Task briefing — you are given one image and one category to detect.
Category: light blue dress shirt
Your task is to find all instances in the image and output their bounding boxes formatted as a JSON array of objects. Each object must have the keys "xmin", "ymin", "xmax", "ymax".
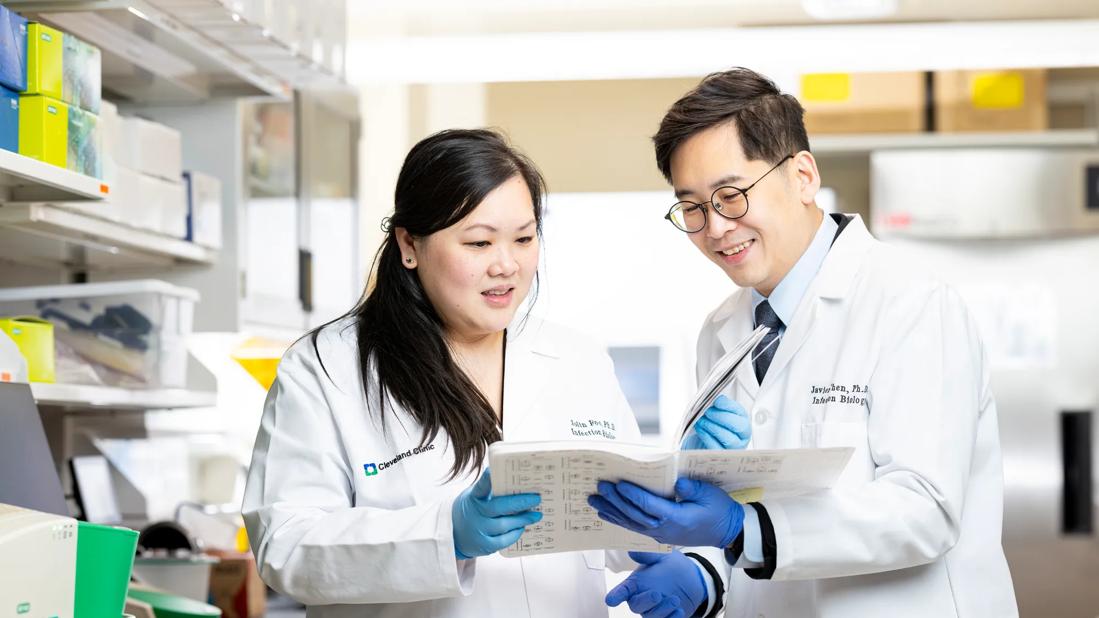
[{"xmin": 740, "ymin": 212, "xmax": 838, "ymax": 564}]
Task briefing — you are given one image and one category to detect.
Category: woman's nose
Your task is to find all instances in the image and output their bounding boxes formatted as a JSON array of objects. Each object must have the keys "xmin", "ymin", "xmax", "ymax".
[{"xmin": 488, "ymin": 248, "xmax": 519, "ymax": 277}]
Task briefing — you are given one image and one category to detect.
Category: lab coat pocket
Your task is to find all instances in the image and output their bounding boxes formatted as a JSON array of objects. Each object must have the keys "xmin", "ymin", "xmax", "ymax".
[
  {"xmin": 581, "ymin": 549, "xmax": 606, "ymax": 570},
  {"xmin": 802, "ymin": 421, "xmax": 871, "ymax": 486}
]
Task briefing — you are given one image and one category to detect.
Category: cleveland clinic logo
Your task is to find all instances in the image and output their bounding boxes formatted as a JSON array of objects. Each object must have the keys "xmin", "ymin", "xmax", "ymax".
[{"xmin": 363, "ymin": 443, "xmax": 435, "ymax": 478}]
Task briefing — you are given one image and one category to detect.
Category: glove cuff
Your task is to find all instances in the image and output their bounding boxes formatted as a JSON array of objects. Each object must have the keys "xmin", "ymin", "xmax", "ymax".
[{"xmin": 720, "ymin": 500, "xmax": 746, "ymax": 548}]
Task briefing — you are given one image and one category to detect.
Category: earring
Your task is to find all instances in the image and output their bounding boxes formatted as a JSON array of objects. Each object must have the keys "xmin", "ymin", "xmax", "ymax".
[{"xmin": 405, "ymin": 257, "xmax": 414, "ymax": 265}]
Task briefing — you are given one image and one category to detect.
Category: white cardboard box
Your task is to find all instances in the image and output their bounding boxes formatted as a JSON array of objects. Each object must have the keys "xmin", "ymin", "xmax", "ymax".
[
  {"xmin": 138, "ymin": 173, "xmax": 188, "ymax": 237},
  {"xmin": 117, "ymin": 116, "xmax": 183, "ymax": 182}
]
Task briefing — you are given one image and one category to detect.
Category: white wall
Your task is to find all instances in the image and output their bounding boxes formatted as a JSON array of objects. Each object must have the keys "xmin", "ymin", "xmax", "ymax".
[{"xmin": 532, "ymin": 191, "xmax": 736, "ymax": 443}]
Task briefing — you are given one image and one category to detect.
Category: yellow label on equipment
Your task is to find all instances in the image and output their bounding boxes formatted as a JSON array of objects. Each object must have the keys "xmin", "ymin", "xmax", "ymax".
[
  {"xmin": 729, "ymin": 487, "xmax": 764, "ymax": 504},
  {"xmin": 801, "ymin": 73, "xmax": 851, "ymax": 102},
  {"xmin": 970, "ymin": 72, "xmax": 1025, "ymax": 109}
]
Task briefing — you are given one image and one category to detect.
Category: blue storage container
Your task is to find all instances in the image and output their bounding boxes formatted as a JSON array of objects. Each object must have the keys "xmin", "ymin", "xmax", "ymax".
[
  {"xmin": 0, "ymin": 5, "xmax": 27, "ymax": 92},
  {"xmin": 0, "ymin": 85, "xmax": 17, "ymax": 153}
]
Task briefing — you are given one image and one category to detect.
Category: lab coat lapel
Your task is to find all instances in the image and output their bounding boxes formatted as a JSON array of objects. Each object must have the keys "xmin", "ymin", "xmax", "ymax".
[
  {"xmin": 714, "ymin": 291, "xmax": 759, "ymax": 398},
  {"xmin": 502, "ymin": 318, "xmax": 559, "ymax": 440},
  {"xmin": 758, "ymin": 214, "xmax": 875, "ymax": 392},
  {"xmin": 758, "ymin": 284, "xmax": 819, "ymax": 391}
]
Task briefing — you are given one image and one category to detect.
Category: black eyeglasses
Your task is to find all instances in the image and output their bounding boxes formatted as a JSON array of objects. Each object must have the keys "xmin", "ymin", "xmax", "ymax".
[{"xmin": 664, "ymin": 155, "xmax": 794, "ymax": 233}]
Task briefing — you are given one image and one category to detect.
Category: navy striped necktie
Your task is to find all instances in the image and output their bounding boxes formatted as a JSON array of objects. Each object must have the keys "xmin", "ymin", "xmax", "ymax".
[{"xmin": 753, "ymin": 300, "xmax": 784, "ymax": 383}]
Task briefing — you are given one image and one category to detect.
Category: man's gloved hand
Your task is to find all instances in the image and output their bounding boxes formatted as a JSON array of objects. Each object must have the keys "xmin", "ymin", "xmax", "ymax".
[
  {"xmin": 452, "ymin": 468, "xmax": 542, "ymax": 560},
  {"xmin": 605, "ymin": 551, "xmax": 708, "ymax": 618},
  {"xmin": 682, "ymin": 394, "xmax": 751, "ymax": 450},
  {"xmin": 589, "ymin": 477, "xmax": 744, "ymax": 548}
]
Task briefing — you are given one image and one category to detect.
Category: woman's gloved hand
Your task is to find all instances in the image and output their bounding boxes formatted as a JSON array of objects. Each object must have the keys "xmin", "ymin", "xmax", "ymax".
[
  {"xmin": 452, "ymin": 468, "xmax": 542, "ymax": 560},
  {"xmin": 682, "ymin": 394, "xmax": 751, "ymax": 450}
]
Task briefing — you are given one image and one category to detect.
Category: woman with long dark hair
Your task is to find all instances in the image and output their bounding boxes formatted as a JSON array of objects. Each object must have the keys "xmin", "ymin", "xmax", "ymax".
[{"xmin": 242, "ymin": 129, "xmax": 674, "ymax": 617}]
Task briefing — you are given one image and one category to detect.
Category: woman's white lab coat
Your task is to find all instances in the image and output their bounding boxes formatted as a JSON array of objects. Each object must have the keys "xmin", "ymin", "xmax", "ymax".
[
  {"xmin": 696, "ymin": 215, "xmax": 1017, "ymax": 618},
  {"xmin": 242, "ymin": 317, "xmax": 644, "ymax": 618}
]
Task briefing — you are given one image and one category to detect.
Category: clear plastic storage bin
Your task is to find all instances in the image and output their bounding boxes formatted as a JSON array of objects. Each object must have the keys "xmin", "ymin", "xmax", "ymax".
[{"xmin": 0, "ymin": 280, "xmax": 198, "ymax": 389}]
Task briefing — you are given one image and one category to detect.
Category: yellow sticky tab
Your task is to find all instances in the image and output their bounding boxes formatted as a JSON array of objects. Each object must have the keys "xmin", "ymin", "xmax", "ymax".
[
  {"xmin": 729, "ymin": 487, "xmax": 764, "ymax": 504},
  {"xmin": 970, "ymin": 72, "xmax": 1025, "ymax": 110},
  {"xmin": 801, "ymin": 73, "xmax": 851, "ymax": 103}
]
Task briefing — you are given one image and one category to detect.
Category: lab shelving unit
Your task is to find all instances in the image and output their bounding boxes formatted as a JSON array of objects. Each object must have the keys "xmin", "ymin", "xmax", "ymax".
[
  {"xmin": 811, "ymin": 128, "xmax": 1099, "ymax": 155},
  {"xmin": 31, "ymin": 382, "xmax": 217, "ymax": 411},
  {"xmin": 0, "ymin": 0, "xmax": 351, "ymax": 531},
  {"xmin": 4, "ymin": 0, "xmax": 346, "ymax": 103},
  {"xmin": 0, "ymin": 147, "xmax": 110, "ymax": 202},
  {"xmin": 0, "ymin": 203, "xmax": 218, "ymax": 270},
  {"xmin": 0, "ymin": 2, "xmax": 351, "ymax": 411}
]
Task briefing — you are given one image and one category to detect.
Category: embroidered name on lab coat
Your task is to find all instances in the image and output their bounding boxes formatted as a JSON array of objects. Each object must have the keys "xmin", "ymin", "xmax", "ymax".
[
  {"xmin": 810, "ymin": 383, "xmax": 869, "ymax": 407},
  {"xmin": 569, "ymin": 419, "xmax": 617, "ymax": 439}
]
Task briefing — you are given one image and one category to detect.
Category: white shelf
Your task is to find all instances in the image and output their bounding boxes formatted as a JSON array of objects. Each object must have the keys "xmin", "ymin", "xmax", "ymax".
[
  {"xmin": 8, "ymin": 0, "xmax": 346, "ymax": 103},
  {"xmin": 31, "ymin": 382, "xmax": 216, "ymax": 410},
  {"xmin": 811, "ymin": 129, "xmax": 1099, "ymax": 155},
  {"xmin": 0, "ymin": 203, "xmax": 217, "ymax": 269},
  {"xmin": 0, "ymin": 148, "xmax": 109, "ymax": 202}
]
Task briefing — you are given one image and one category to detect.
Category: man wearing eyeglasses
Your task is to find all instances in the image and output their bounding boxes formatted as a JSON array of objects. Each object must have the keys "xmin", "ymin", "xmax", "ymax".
[{"xmin": 588, "ymin": 68, "xmax": 1017, "ymax": 618}]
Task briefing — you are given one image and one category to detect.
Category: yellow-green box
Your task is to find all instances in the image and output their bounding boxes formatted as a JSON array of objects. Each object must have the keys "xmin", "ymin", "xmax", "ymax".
[
  {"xmin": 25, "ymin": 23, "xmax": 101, "ymax": 114},
  {"xmin": 0, "ymin": 316, "xmax": 55, "ymax": 383},
  {"xmin": 19, "ymin": 94, "xmax": 68, "ymax": 168},
  {"xmin": 26, "ymin": 23, "xmax": 62, "ymax": 100}
]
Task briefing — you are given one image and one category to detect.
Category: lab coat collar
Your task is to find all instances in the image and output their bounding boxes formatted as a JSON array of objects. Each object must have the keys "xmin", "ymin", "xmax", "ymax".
[
  {"xmin": 506, "ymin": 314, "xmax": 560, "ymax": 359},
  {"xmin": 815, "ymin": 214, "xmax": 875, "ymax": 300},
  {"xmin": 711, "ymin": 214, "xmax": 872, "ymax": 391},
  {"xmin": 501, "ymin": 315, "xmax": 558, "ymax": 438}
]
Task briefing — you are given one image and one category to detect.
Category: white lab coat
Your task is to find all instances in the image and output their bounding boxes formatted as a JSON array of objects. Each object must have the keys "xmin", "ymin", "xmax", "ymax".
[
  {"xmin": 697, "ymin": 215, "xmax": 1017, "ymax": 618},
  {"xmin": 243, "ymin": 316, "xmax": 709, "ymax": 618}
]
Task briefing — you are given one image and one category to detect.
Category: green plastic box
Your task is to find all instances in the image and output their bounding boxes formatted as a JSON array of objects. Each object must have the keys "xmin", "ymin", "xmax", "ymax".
[{"xmin": 75, "ymin": 521, "xmax": 138, "ymax": 618}]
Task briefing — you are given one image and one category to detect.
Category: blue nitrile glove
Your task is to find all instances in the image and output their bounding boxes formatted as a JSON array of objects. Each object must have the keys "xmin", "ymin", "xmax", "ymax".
[
  {"xmin": 452, "ymin": 468, "xmax": 542, "ymax": 560},
  {"xmin": 682, "ymin": 394, "xmax": 751, "ymax": 450},
  {"xmin": 588, "ymin": 477, "xmax": 743, "ymax": 548},
  {"xmin": 606, "ymin": 551, "xmax": 707, "ymax": 618}
]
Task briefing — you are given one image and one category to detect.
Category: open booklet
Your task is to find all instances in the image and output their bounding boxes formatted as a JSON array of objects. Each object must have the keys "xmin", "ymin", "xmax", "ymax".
[
  {"xmin": 489, "ymin": 441, "xmax": 853, "ymax": 557},
  {"xmin": 671, "ymin": 324, "xmax": 770, "ymax": 448},
  {"xmin": 487, "ymin": 327, "xmax": 852, "ymax": 558}
]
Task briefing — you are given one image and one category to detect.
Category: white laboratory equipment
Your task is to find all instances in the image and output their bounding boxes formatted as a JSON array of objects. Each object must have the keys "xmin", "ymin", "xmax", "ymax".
[{"xmin": 0, "ymin": 504, "xmax": 77, "ymax": 618}]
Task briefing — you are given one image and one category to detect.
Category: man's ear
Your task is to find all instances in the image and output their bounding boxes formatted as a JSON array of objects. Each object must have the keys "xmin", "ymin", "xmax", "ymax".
[{"xmin": 791, "ymin": 150, "xmax": 822, "ymax": 206}]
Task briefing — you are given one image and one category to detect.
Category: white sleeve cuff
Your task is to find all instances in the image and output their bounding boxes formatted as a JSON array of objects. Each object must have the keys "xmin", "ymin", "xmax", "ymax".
[{"xmin": 730, "ymin": 504, "xmax": 764, "ymax": 569}]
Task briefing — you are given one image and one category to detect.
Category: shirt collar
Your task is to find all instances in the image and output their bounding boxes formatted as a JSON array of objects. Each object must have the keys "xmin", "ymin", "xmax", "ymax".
[{"xmin": 751, "ymin": 211, "xmax": 837, "ymax": 326}]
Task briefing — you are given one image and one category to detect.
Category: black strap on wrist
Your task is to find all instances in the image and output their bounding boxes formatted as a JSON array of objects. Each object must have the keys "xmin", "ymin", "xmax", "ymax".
[
  {"xmin": 743, "ymin": 501, "xmax": 778, "ymax": 580},
  {"xmin": 684, "ymin": 552, "xmax": 725, "ymax": 618}
]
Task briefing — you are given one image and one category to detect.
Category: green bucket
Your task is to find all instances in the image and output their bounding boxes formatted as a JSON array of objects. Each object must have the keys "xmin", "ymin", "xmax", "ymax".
[
  {"xmin": 75, "ymin": 521, "xmax": 139, "ymax": 618},
  {"xmin": 126, "ymin": 589, "xmax": 221, "ymax": 618}
]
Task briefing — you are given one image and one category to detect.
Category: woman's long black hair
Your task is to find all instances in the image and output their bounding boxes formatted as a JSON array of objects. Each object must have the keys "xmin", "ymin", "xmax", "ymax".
[{"xmin": 312, "ymin": 128, "xmax": 546, "ymax": 479}]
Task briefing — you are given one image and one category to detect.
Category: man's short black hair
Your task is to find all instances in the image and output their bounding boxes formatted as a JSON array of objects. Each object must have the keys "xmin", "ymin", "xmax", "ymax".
[{"xmin": 653, "ymin": 67, "xmax": 810, "ymax": 183}]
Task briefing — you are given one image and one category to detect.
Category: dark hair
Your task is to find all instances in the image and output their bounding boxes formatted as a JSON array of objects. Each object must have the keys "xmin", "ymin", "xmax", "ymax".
[
  {"xmin": 313, "ymin": 128, "xmax": 546, "ymax": 479},
  {"xmin": 653, "ymin": 67, "xmax": 810, "ymax": 183}
]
